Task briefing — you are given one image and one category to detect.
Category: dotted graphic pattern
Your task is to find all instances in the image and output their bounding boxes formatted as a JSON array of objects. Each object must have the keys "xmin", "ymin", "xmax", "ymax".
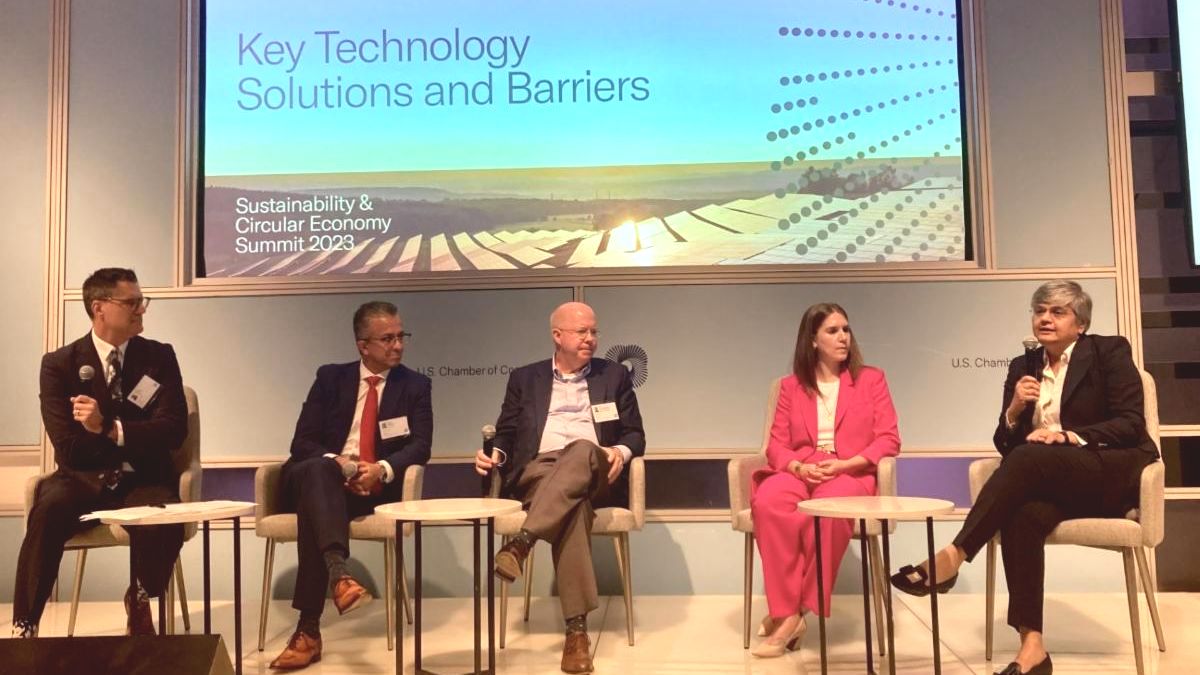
[{"xmin": 766, "ymin": 0, "xmax": 967, "ymax": 263}]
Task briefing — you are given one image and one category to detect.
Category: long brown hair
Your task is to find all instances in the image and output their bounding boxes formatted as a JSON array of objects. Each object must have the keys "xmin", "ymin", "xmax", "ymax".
[{"xmin": 791, "ymin": 302, "xmax": 864, "ymax": 394}]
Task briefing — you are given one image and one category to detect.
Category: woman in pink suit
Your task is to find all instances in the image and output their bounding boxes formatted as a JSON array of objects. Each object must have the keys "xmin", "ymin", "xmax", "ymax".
[{"xmin": 750, "ymin": 302, "xmax": 901, "ymax": 657}]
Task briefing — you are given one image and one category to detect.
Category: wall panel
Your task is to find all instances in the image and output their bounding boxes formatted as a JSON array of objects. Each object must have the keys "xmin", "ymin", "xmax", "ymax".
[
  {"xmin": 64, "ymin": 0, "xmax": 180, "ymax": 288},
  {"xmin": 0, "ymin": 0, "xmax": 52, "ymax": 445},
  {"xmin": 985, "ymin": 0, "xmax": 1115, "ymax": 268}
]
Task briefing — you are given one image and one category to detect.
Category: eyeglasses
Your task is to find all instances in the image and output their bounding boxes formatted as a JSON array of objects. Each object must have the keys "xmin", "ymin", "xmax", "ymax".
[
  {"xmin": 103, "ymin": 296, "xmax": 150, "ymax": 311},
  {"xmin": 361, "ymin": 332, "xmax": 411, "ymax": 345},
  {"xmin": 561, "ymin": 328, "xmax": 599, "ymax": 339}
]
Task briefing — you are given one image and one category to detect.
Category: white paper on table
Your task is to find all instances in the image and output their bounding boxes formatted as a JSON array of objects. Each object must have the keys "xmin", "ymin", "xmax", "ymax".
[
  {"xmin": 80, "ymin": 506, "xmax": 169, "ymax": 522},
  {"xmin": 81, "ymin": 500, "xmax": 252, "ymax": 522}
]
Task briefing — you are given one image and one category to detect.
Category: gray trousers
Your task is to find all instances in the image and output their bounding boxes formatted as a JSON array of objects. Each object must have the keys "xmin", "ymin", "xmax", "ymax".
[{"xmin": 514, "ymin": 439, "xmax": 610, "ymax": 619}]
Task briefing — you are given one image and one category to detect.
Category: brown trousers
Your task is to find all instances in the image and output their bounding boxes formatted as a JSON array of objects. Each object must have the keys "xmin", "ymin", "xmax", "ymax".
[{"xmin": 514, "ymin": 439, "xmax": 610, "ymax": 619}]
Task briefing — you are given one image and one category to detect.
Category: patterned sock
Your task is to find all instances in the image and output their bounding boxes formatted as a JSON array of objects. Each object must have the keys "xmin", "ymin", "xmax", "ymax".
[
  {"xmin": 297, "ymin": 612, "xmax": 321, "ymax": 638},
  {"xmin": 323, "ymin": 549, "xmax": 349, "ymax": 582},
  {"xmin": 515, "ymin": 528, "xmax": 537, "ymax": 547},
  {"xmin": 565, "ymin": 614, "xmax": 587, "ymax": 635}
]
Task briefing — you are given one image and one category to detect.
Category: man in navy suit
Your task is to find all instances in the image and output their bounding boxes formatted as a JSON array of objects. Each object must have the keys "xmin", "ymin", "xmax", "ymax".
[
  {"xmin": 13, "ymin": 267, "xmax": 187, "ymax": 638},
  {"xmin": 474, "ymin": 301, "xmax": 645, "ymax": 674},
  {"xmin": 270, "ymin": 301, "xmax": 432, "ymax": 670}
]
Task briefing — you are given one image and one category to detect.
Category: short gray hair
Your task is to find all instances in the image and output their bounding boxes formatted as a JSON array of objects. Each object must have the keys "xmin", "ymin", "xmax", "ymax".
[{"xmin": 1031, "ymin": 280, "xmax": 1092, "ymax": 331}]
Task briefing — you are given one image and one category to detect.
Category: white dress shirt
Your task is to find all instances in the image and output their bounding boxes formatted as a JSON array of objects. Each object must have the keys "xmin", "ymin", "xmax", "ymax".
[
  {"xmin": 1007, "ymin": 340, "xmax": 1086, "ymax": 446},
  {"xmin": 535, "ymin": 357, "xmax": 632, "ymax": 463},
  {"xmin": 90, "ymin": 330, "xmax": 127, "ymax": 451},
  {"xmin": 322, "ymin": 362, "xmax": 396, "ymax": 483}
]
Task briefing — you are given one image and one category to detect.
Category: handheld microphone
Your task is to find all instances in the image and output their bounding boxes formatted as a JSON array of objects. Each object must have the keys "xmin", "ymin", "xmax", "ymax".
[
  {"xmin": 341, "ymin": 454, "xmax": 359, "ymax": 480},
  {"xmin": 1021, "ymin": 336, "xmax": 1042, "ymax": 381},
  {"xmin": 482, "ymin": 424, "xmax": 498, "ymax": 496},
  {"xmin": 78, "ymin": 365, "xmax": 95, "ymax": 383}
]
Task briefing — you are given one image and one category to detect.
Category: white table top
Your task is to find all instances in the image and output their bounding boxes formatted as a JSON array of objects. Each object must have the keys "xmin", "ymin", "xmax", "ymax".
[
  {"xmin": 796, "ymin": 496, "xmax": 956, "ymax": 520},
  {"xmin": 375, "ymin": 498, "xmax": 523, "ymax": 522},
  {"xmin": 90, "ymin": 500, "xmax": 256, "ymax": 526}
]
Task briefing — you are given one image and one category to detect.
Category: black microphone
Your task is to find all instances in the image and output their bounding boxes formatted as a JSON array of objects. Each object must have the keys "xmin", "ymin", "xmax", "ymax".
[
  {"xmin": 482, "ymin": 424, "xmax": 498, "ymax": 496},
  {"xmin": 1021, "ymin": 336, "xmax": 1041, "ymax": 381},
  {"xmin": 78, "ymin": 365, "xmax": 95, "ymax": 383}
]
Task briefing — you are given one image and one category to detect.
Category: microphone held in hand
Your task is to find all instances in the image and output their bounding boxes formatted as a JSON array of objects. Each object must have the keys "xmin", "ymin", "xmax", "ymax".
[
  {"xmin": 482, "ymin": 424, "xmax": 498, "ymax": 496},
  {"xmin": 341, "ymin": 455, "xmax": 359, "ymax": 480},
  {"xmin": 1021, "ymin": 336, "xmax": 1042, "ymax": 381},
  {"xmin": 78, "ymin": 365, "xmax": 95, "ymax": 383}
]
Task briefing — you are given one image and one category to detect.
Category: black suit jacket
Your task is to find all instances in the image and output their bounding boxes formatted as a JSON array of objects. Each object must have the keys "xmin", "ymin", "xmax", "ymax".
[
  {"xmin": 993, "ymin": 333, "xmax": 1159, "ymax": 461},
  {"xmin": 492, "ymin": 358, "xmax": 646, "ymax": 506},
  {"xmin": 287, "ymin": 362, "xmax": 432, "ymax": 498},
  {"xmin": 41, "ymin": 333, "xmax": 187, "ymax": 490}
]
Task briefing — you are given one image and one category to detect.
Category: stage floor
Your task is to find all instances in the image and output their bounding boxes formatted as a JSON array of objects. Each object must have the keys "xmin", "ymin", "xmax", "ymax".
[{"xmin": 3, "ymin": 591, "xmax": 1195, "ymax": 674}]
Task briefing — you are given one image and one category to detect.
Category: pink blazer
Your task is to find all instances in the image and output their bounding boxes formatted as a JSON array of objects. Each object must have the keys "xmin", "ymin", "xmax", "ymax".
[{"xmin": 755, "ymin": 367, "xmax": 901, "ymax": 487}]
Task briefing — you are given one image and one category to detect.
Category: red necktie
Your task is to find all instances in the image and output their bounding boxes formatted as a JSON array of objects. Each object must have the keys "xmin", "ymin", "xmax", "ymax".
[{"xmin": 358, "ymin": 375, "xmax": 382, "ymax": 463}]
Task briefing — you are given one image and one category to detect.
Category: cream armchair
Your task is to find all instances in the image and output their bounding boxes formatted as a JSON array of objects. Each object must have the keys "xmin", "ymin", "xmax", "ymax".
[
  {"xmin": 491, "ymin": 455, "xmax": 645, "ymax": 648},
  {"xmin": 969, "ymin": 369, "xmax": 1166, "ymax": 675},
  {"xmin": 254, "ymin": 461, "xmax": 423, "ymax": 652}
]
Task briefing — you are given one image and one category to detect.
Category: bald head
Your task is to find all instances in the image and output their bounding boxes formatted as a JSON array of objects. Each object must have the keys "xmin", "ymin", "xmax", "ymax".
[
  {"xmin": 550, "ymin": 301, "xmax": 595, "ymax": 330},
  {"xmin": 550, "ymin": 302, "xmax": 598, "ymax": 373}
]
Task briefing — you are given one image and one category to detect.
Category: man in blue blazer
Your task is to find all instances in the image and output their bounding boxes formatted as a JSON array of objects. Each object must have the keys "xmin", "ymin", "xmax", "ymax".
[
  {"xmin": 475, "ymin": 301, "xmax": 645, "ymax": 674},
  {"xmin": 14, "ymin": 267, "xmax": 186, "ymax": 638},
  {"xmin": 270, "ymin": 301, "xmax": 432, "ymax": 670}
]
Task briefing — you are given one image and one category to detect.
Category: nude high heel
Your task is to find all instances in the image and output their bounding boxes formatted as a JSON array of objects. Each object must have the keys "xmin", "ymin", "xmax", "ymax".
[{"xmin": 750, "ymin": 615, "xmax": 806, "ymax": 658}]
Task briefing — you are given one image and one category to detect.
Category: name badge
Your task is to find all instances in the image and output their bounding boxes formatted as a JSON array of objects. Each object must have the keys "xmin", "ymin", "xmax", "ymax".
[
  {"xmin": 126, "ymin": 375, "xmax": 161, "ymax": 409},
  {"xmin": 591, "ymin": 402, "xmax": 619, "ymax": 423},
  {"xmin": 379, "ymin": 416, "xmax": 410, "ymax": 440}
]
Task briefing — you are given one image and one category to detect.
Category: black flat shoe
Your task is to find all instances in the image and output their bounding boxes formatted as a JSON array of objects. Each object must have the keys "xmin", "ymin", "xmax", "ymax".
[
  {"xmin": 994, "ymin": 653, "xmax": 1052, "ymax": 675},
  {"xmin": 889, "ymin": 563, "xmax": 958, "ymax": 597}
]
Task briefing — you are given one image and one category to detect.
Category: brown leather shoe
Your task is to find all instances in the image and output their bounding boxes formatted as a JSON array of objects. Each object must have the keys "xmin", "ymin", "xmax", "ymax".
[
  {"xmin": 560, "ymin": 630, "xmax": 593, "ymax": 673},
  {"xmin": 332, "ymin": 575, "xmax": 372, "ymax": 615},
  {"xmin": 269, "ymin": 630, "xmax": 322, "ymax": 670},
  {"xmin": 124, "ymin": 585, "xmax": 155, "ymax": 636},
  {"xmin": 494, "ymin": 536, "xmax": 533, "ymax": 582}
]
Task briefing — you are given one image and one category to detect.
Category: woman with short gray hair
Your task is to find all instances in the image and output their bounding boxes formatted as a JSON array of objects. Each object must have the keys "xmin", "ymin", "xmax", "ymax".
[{"xmin": 889, "ymin": 280, "xmax": 1158, "ymax": 675}]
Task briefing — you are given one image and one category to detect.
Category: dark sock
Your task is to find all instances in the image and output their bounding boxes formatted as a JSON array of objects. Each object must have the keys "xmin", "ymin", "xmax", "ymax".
[
  {"xmin": 565, "ymin": 614, "xmax": 587, "ymax": 634},
  {"xmin": 514, "ymin": 528, "xmax": 537, "ymax": 548},
  {"xmin": 297, "ymin": 612, "xmax": 321, "ymax": 638},
  {"xmin": 127, "ymin": 581, "xmax": 148, "ymax": 603},
  {"xmin": 324, "ymin": 549, "xmax": 349, "ymax": 582}
]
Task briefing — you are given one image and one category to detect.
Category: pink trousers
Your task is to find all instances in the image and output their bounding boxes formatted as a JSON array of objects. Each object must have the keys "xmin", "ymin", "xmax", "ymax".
[{"xmin": 751, "ymin": 471, "xmax": 875, "ymax": 618}]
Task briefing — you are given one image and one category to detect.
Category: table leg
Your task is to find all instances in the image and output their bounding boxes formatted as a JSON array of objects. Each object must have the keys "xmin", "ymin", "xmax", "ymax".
[
  {"xmin": 416, "ymin": 521, "xmax": 423, "ymax": 673},
  {"xmin": 129, "ymin": 557, "xmax": 137, "ymax": 624},
  {"xmin": 815, "ymin": 515, "xmax": 827, "ymax": 675},
  {"xmin": 473, "ymin": 519, "xmax": 482, "ymax": 674},
  {"xmin": 487, "ymin": 518, "xmax": 495, "ymax": 675},
  {"xmin": 395, "ymin": 522, "xmax": 404, "ymax": 675},
  {"xmin": 882, "ymin": 521, "xmax": 896, "ymax": 675},
  {"xmin": 860, "ymin": 519, "xmax": 874, "ymax": 675},
  {"xmin": 926, "ymin": 517, "xmax": 942, "ymax": 675},
  {"xmin": 234, "ymin": 516, "xmax": 243, "ymax": 675},
  {"xmin": 158, "ymin": 593, "xmax": 167, "ymax": 636},
  {"xmin": 203, "ymin": 519, "xmax": 211, "ymax": 634}
]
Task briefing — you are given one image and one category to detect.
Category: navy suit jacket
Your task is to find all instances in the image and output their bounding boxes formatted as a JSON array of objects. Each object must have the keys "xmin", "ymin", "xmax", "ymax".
[
  {"xmin": 287, "ymin": 362, "xmax": 432, "ymax": 498},
  {"xmin": 41, "ymin": 333, "xmax": 187, "ymax": 490},
  {"xmin": 993, "ymin": 331, "xmax": 1159, "ymax": 481},
  {"xmin": 492, "ymin": 358, "xmax": 645, "ymax": 507}
]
